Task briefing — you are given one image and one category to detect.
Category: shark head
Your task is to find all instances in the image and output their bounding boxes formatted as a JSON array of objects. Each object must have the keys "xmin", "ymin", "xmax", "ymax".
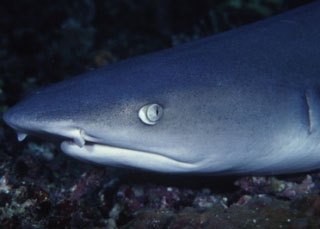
[
  {"xmin": 3, "ymin": 55, "xmax": 214, "ymax": 173},
  {"xmin": 4, "ymin": 42, "xmax": 315, "ymax": 175},
  {"xmin": 5, "ymin": 1, "xmax": 320, "ymax": 175}
]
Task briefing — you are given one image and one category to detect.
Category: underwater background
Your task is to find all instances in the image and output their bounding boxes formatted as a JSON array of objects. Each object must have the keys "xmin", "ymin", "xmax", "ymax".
[{"xmin": 1, "ymin": 0, "xmax": 319, "ymax": 228}]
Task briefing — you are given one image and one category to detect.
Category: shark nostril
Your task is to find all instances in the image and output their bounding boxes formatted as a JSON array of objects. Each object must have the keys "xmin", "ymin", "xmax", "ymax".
[{"xmin": 17, "ymin": 132, "xmax": 27, "ymax": 141}]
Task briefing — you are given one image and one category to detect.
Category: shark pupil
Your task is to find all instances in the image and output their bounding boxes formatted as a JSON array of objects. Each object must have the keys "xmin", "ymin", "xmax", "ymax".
[{"xmin": 147, "ymin": 104, "xmax": 162, "ymax": 121}]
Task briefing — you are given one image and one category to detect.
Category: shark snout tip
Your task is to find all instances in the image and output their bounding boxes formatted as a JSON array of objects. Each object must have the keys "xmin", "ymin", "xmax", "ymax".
[
  {"xmin": 2, "ymin": 106, "xmax": 35, "ymax": 132},
  {"xmin": 3, "ymin": 107, "xmax": 17, "ymax": 128}
]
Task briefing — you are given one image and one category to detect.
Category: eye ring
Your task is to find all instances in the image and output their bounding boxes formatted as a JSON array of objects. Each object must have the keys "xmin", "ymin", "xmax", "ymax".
[{"xmin": 139, "ymin": 103, "xmax": 163, "ymax": 125}]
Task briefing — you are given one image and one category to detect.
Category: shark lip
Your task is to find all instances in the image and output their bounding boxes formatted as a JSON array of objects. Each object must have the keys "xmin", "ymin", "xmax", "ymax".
[{"xmin": 60, "ymin": 140, "xmax": 201, "ymax": 173}]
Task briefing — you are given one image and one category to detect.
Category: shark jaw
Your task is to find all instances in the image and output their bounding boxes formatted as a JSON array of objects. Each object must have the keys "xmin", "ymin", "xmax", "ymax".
[
  {"xmin": 60, "ymin": 140, "xmax": 201, "ymax": 173},
  {"xmin": 7, "ymin": 120, "xmax": 201, "ymax": 173}
]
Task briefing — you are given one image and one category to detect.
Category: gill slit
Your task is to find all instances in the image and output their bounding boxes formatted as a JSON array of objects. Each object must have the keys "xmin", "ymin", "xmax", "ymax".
[{"xmin": 305, "ymin": 91, "xmax": 313, "ymax": 134}]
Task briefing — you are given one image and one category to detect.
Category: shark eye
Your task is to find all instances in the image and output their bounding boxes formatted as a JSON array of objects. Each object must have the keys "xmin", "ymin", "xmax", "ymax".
[{"xmin": 138, "ymin": 103, "xmax": 163, "ymax": 125}]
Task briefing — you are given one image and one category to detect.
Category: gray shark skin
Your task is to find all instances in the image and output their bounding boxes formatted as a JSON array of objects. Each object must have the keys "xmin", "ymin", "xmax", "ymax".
[{"xmin": 3, "ymin": 1, "xmax": 320, "ymax": 174}]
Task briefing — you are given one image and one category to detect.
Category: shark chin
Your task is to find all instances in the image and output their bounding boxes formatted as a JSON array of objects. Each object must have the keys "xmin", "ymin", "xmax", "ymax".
[{"xmin": 60, "ymin": 141, "xmax": 201, "ymax": 173}]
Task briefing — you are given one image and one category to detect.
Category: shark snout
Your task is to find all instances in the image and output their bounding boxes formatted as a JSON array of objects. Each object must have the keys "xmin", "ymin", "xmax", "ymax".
[
  {"xmin": 3, "ymin": 104, "xmax": 90, "ymax": 147},
  {"xmin": 3, "ymin": 100, "xmax": 56, "ymax": 137},
  {"xmin": 3, "ymin": 106, "xmax": 28, "ymax": 131},
  {"xmin": 3, "ymin": 106, "xmax": 35, "ymax": 141}
]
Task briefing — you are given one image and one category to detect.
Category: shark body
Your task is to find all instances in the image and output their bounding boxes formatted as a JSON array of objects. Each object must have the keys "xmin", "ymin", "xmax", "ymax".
[{"xmin": 4, "ymin": 1, "xmax": 320, "ymax": 174}]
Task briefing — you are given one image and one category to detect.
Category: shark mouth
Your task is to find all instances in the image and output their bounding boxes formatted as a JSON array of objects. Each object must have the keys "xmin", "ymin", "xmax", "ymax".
[
  {"xmin": 60, "ymin": 140, "xmax": 199, "ymax": 173},
  {"xmin": 13, "ymin": 122, "xmax": 200, "ymax": 173}
]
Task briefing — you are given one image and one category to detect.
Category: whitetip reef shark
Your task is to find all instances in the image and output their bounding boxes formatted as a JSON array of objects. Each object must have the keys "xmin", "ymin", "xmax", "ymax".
[{"xmin": 3, "ymin": 1, "xmax": 320, "ymax": 175}]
